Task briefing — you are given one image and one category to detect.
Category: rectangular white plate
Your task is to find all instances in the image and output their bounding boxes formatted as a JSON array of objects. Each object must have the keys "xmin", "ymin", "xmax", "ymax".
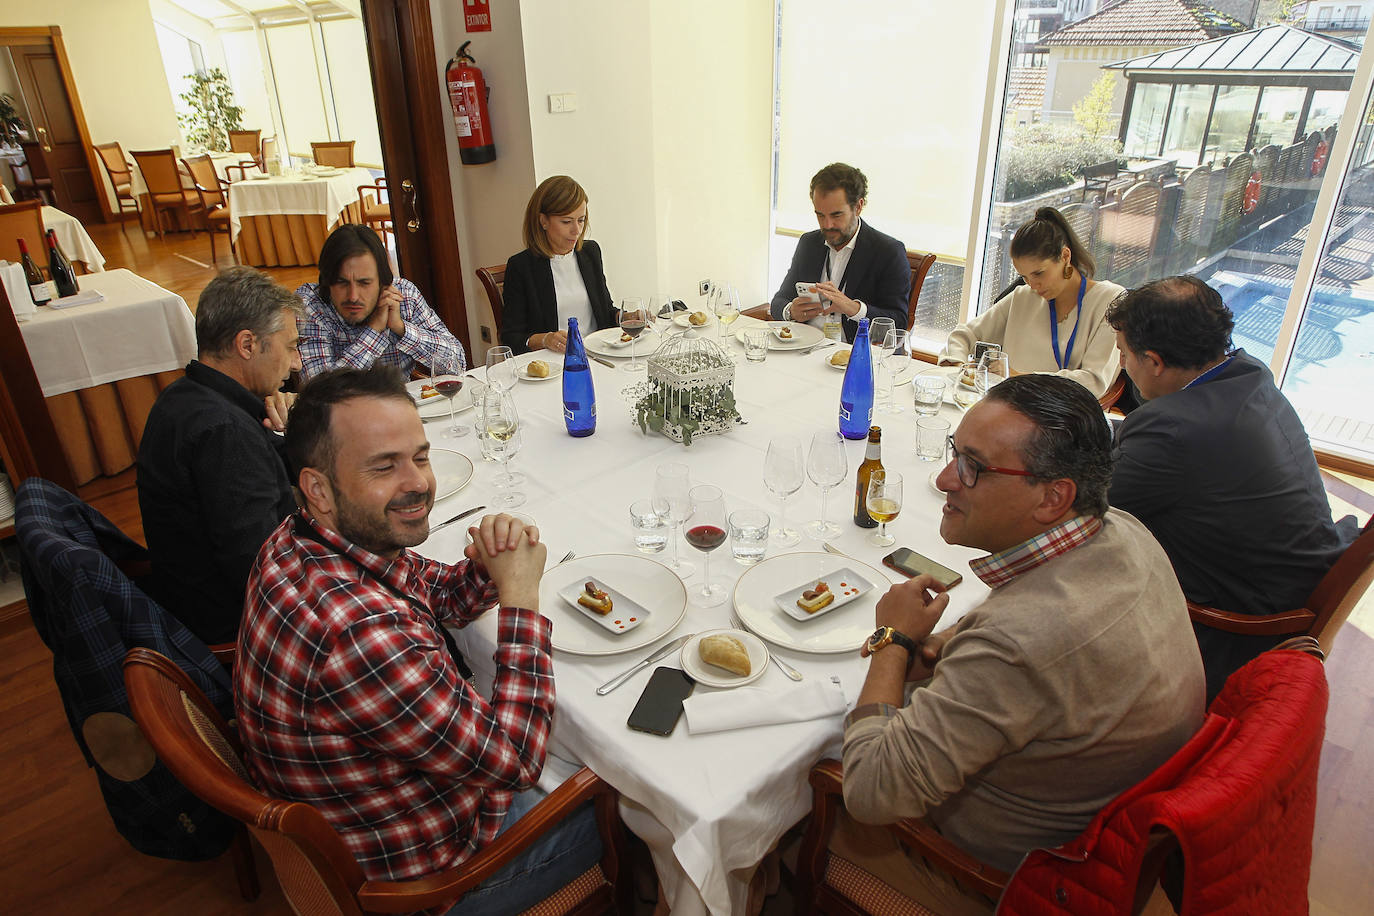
[
  {"xmin": 774, "ymin": 567, "xmax": 876, "ymax": 621},
  {"xmin": 558, "ymin": 579, "xmax": 648, "ymax": 634}
]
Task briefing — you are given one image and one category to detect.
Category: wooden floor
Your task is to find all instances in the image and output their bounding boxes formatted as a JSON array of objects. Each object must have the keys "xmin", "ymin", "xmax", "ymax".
[{"xmin": 1, "ymin": 221, "xmax": 1372, "ymax": 913}]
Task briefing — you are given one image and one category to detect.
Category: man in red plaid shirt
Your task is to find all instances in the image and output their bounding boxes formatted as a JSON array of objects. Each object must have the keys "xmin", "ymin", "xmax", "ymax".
[{"xmin": 235, "ymin": 365, "xmax": 599, "ymax": 914}]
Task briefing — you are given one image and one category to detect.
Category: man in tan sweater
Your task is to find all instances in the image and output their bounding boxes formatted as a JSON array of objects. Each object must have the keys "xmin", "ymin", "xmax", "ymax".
[{"xmin": 839, "ymin": 375, "xmax": 1205, "ymax": 914}]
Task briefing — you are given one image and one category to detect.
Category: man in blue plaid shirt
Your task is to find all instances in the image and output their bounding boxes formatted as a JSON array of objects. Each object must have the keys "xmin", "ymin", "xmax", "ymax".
[{"xmin": 297, "ymin": 224, "xmax": 467, "ymax": 381}]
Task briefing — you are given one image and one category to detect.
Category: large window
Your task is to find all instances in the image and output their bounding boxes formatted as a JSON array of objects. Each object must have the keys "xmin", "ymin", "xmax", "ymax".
[
  {"xmin": 1160, "ymin": 84, "xmax": 1213, "ymax": 168},
  {"xmin": 1123, "ymin": 83, "xmax": 1170, "ymax": 158},
  {"xmin": 1251, "ymin": 86, "xmax": 1307, "ymax": 148}
]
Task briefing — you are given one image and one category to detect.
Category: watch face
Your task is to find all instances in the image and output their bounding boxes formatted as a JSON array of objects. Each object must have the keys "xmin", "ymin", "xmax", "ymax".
[{"xmin": 867, "ymin": 627, "xmax": 890, "ymax": 650}]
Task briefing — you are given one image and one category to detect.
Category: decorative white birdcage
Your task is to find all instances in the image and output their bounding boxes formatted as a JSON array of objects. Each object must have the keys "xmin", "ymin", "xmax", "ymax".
[{"xmin": 628, "ymin": 334, "xmax": 742, "ymax": 445}]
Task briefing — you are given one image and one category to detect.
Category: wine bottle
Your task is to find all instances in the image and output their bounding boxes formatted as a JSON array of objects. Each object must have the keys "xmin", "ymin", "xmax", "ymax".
[
  {"xmin": 46, "ymin": 229, "xmax": 79, "ymax": 299},
  {"xmin": 838, "ymin": 317, "xmax": 874, "ymax": 440},
  {"xmin": 852, "ymin": 426, "xmax": 882, "ymax": 529},
  {"xmin": 562, "ymin": 317, "xmax": 596, "ymax": 437},
  {"xmin": 17, "ymin": 238, "xmax": 51, "ymax": 306}
]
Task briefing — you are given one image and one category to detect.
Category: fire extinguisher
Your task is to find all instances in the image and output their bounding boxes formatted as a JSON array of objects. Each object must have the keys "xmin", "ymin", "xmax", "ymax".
[{"xmin": 446, "ymin": 41, "xmax": 496, "ymax": 165}]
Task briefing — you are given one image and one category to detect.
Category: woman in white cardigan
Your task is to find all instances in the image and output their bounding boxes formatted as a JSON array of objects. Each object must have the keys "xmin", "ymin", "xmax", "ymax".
[{"xmin": 941, "ymin": 207, "xmax": 1124, "ymax": 398}]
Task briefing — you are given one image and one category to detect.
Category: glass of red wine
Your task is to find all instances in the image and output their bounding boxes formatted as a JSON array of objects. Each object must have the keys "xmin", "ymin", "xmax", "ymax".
[
  {"xmin": 619, "ymin": 298, "xmax": 649, "ymax": 371},
  {"xmin": 432, "ymin": 374, "xmax": 468, "ymax": 438},
  {"xmin": 685, "ymin": 484, "xmax": 728, "ymax": 607}
]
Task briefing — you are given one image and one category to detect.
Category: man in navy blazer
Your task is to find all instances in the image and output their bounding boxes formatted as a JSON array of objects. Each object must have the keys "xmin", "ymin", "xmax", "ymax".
[{"xmin": 769, "ymin": 163, "xmax": 911, "ymax": 342}]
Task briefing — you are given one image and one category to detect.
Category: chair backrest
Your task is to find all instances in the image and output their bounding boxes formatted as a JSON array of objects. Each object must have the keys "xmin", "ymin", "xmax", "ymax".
[
  {"xmin": 0, "ymin": 199, "xmax": 47, "ymax": 267},
  {"xmin": 182, "ymin": 154, "xmax": 226, "ymax": 209},
  {"xmin": 19, "ymin": 140, "xmax": 51, "ymax": 181},
  {"xmin": 475, "ymin": 264, "xmax": 506, "ymax": 334},
  {"xmin": 905, "ymin": 250, "xmax": 937, "ymax": 331},
  {"xmin": 93, "ymin": 142, "xmax": 133, "ymax": 189},
  {"xmin": 311, "ymin": 140, "xmax": 356, "ymax": 168},
  {"xmin": 124, "ymin": 646, "xmax": 373, "ymax": 913},
  {"xmin": 1304, "ymin": 518, "xmax": 1374, "ymax": 655},
  {"xmin": 130, "ymin": 148, "xmax": 183, "ymax": 197},
  {"xmin": 999, "ymin": 647, "xmax": 1328, "ymax": 915},
  {"xmin": 260, "ymin": 136, "xmax": 278, "ymax": 169},
  {"xmin": 227, "ymin": 129, "xmax": 262, "ymax": 157}
]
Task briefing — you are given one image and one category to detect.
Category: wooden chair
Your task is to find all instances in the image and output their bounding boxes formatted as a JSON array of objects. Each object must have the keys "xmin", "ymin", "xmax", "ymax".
[
  {"xmin": 1098, "ymin": 369, "xmax": 1126, "ymax": 410},
  {"xmin": 796, "ymin": 642, "xmax": 1329, "ymax": 915},
  {"xmin": 227, "ymin": 129, "xmax": 261, "ymax": 159},
  {"xmin": 0, "ymin": 199, "xmax": 48, "ymax": 270},
  {"xmin": 15, "ymin": 140, "xmax": 55, "ymax": 205},
  {"xmin": 476, "ymin": 263, "xmax": 506, "ymax": 336},
  {"xmin": 358, "ymin": 177, "xmax": 392, "ymax": 240},
  {"xmin": 904, "ymin": 250, "xmax": 937, "ymax": 332},
  {"xmin": 131, "ymin": 148, "xmax": 203, "ymax": 239},
  {"xmin": 311, "ymin": 140, "xmax": 356, "ymax": 168},
  {"xmin": 260, "ymin": 136, "xmax": 278, "ymax": 171},
  {"xmin": 92, "ymin": 141, "xmax": 139, "ymax": 232},
  {"xmin": 182, "ymin": 154, "xmax": 235, "ymax": 265},
  {"xmin": 124, "ymin": 646, "xmax": 634, "ymax": 915},
  {"xmin": 1188, "ymin": 518, "xmax": 1374, "ymax": 657}
]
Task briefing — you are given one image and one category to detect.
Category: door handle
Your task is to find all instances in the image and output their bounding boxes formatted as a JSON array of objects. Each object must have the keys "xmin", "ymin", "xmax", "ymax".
[
  {"xmin": 36, "ymin": 125, "xmax": 51, "ymax": 153},
  {"xmin": 401, "ymin": 178, "xmax": 420, "ymax": 232}
]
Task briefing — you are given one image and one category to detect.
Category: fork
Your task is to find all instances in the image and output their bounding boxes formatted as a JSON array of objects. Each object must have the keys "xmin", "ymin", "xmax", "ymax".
[
  {"xmin": 557, "ymin": 549, "xmax": 576, "ymax": 565},
  {"xmin": 732, "ymin": 610, "xmax": 802, "ymax": 681}
]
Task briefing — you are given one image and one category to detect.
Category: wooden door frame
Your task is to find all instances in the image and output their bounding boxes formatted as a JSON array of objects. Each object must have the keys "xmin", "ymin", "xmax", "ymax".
[
  {"xmin": 359, "ymin": 0, "xmax": 471, "ymax": 357},
  {"xmin": 0, "ymin": 27, "xmax": 110, "ymax": 224}
]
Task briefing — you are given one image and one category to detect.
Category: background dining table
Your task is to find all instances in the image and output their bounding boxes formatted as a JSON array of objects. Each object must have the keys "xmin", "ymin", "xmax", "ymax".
[
  {"xmin": 227, "ymin": 167, "xmax": 375, "ymax": 268},
  {"xmin": 412, "ymin": 315, "xmax": 989, "ymax": 915},
  {"xmin": 42, "ymin": 205, "xmax": 105, "ymax": 272}
]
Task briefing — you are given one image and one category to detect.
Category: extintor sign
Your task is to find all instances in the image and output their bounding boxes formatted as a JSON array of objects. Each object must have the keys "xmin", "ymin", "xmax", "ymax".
[{"xmin": 464, "ymin": 0, "xmax": 492, "ymax": 33}]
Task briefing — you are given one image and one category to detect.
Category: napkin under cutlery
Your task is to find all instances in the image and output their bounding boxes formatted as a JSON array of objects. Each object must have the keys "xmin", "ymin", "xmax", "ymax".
[{"xmin": 682, "ymin": 679, "xmax": 846, "ymax": 735}]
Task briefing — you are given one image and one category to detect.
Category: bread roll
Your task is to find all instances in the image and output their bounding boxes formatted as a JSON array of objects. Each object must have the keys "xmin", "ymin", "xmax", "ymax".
[
  {"xmin": 527, "ymin": 359, "xmax": 550, "ymax": 378},
  {"xmin": 830, "ymin": 349, "xmax": 851, "ymax": 367},
  {"xmin": 699, "ymin": 634, "xmax": 751, "ymax": 676},
  {"xmin": 689, "ymin": 311, "xmax": 709, "ymax": 326}
]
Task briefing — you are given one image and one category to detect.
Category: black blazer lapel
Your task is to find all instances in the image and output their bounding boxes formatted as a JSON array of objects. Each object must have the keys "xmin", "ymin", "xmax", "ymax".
[{"xmin": 533, "ymin": 256, "xmax": 560, "ymax": 335}]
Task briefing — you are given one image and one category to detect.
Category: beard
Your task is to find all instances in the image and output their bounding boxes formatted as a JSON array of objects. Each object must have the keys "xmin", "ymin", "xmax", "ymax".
[{"xmin": 333, "ymin": 485, "xmax": 434, "ymax": 556}]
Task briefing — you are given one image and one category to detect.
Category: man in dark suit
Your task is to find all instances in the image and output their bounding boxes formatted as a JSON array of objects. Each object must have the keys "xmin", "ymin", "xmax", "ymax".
[
  {"xmin": 769, "ymin": 163, "xmax": 911, "ymax": 342},
  {"xmin": 1105, "ymin": 275, "xmax": 1358, "ymax": 700}
]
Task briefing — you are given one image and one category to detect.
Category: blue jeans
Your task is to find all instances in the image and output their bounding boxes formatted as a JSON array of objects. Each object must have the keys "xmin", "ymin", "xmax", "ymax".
[{"xmin": 442, "ymin": 787, "xmax": 603, "ymax": 916}]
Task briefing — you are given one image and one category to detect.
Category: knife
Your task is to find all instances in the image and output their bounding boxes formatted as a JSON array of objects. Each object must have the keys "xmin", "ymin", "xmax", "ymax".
[
  {"xmin": 596, "ymin": 633, "xmax": 695, "ymax": 696},
  {"xmin": 430, "ymin": 505, "xmax": 487, "ymax": 534},
  {"xmin": 591, "ymin": 355, "xmax": 616, "ymax": 369}
]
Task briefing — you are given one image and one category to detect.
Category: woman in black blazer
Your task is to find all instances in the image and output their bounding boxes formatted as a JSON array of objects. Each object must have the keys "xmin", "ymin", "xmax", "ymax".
[{"xmin": 501, "ymin": 175, "xmax": 617, "ymax": 354}]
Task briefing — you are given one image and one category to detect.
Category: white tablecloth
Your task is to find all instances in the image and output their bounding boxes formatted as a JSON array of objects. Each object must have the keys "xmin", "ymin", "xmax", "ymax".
[
  {"xmin": 42, "ymin": 206, "xmax": 105, "ymax": 272},
  {"xmin": 227, "ymin": 167, "xmax": 373, "ymax": 241},
  {"xmin": 17, "ymin": 268, "xmax": 196, "ymax": 397},
  {"xmin": 413, "ymin": 318, "xmax": 989, "ymax": 915}
]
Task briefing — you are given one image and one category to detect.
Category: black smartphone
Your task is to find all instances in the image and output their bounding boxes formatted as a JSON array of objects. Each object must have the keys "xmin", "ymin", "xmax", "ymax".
[
  {"xmin": 626, "ymin": 667, "xmax": 695, "ymax": 736},
  {"xmin": 883, "ymin": 547, "xmax": 963, "ymax": 589}
]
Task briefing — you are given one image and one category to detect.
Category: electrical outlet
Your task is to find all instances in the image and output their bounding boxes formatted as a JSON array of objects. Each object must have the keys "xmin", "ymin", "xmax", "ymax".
[{"xmin": 698, "ymin": 279, "xmax": 711, "ymax": 296}]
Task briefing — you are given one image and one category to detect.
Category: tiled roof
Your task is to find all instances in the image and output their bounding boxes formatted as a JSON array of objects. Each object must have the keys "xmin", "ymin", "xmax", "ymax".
[
  {"xmin": 1042, "ymin": 0, "xmax": 1245, "ymax": 46},
  {"xmin": 1007, "ymin": 67, "xmax": 1047, "ymax": 109},
  {"xmin": 1105, "ymin": 24, "xmax": 1360, "ymax": 73}
]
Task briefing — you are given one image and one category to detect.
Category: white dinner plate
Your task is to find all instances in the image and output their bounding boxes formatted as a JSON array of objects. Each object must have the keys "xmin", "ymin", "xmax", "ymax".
[
  {"xmin": 585, "ymin": 327, "xmax": 664, "ymax": 359},
  {"xmin": 733, "ymin": 552, "xmax": 889, "ymax": 654},
  {"xmin": 680, "ymin": 629, "xmax": 769, "ymax": 689},
  {"xmin": 517, "ymin": 358, "xmax": 562, "ymax": 382},
  {"xmin": 430, "ymin": 449, "xmax": 474, "ymax": 501},
  {"xmin": 672, "ymin": 310, "xmax": 715, "ymax": 329},
  {"xmin": 735, "ymin": 321, "xmax": 825, "ymax": 351},
  {"xmin": 543, "ymin": 554, "xmax": 688, "ymax": 655},
  {"xmin": 407, "ymin": 378, "xmax": 475, "ymax": 419}
]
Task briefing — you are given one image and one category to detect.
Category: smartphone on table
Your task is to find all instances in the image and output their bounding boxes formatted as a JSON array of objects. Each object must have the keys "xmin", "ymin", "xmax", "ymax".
[
  {"xmin": 626, "ymin": 667, "xmax": 695, "ymax": 736},
  {"xmin": 883, "ymin": 547, "xmax": 963, "ymax": 589}
]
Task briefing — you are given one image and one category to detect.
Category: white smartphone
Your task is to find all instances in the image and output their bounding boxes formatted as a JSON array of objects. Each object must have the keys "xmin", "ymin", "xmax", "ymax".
[{"xmin": 795, "ymin": 281, "xmax": 821, "ymax": 303}]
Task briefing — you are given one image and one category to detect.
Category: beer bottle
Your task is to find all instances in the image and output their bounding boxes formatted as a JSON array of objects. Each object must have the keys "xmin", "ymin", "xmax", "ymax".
[{"xmin": 852, "ymin": 426, "xmax": 882, "ymax": 528}]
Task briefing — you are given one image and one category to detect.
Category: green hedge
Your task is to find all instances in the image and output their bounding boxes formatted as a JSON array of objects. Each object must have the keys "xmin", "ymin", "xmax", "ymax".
[{"xmin": 998, "ymin": 124, "xmax": 1124, "ymax": 201}]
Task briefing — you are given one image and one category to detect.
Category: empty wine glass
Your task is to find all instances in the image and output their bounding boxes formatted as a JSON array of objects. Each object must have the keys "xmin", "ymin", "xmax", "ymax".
[
  {"xmin": 880, "ymin": 328, "xmax": 910, "ymax": 415},
  {"xmin": 431, "ymin": 374, "xmax": 468, "ymax": 439},
  {"xmin": 953, "ymin": 357, "xmax": 982, "ymax": 410},
  {"xmin": 866, "ymin": 469, "xmax": 904, "ymax": 547},
  {"xmin": 486, "ymin": 346, "xmax": 516, "ymax": 393},
  {"xmin": 653, "ymin": 462, "xmax": 695, "ymax": 577},
  {"xmin": 977, "ymin": 349, "xmax": 1010, "ymax": 397},
  {"xmin": 764, "ymin": 435, "xmax": 805, "ymax": 547},
  {"xmin": 869, "ymin": 317, "xmax": 896, "ymax": 409},
  {"xmin": 482, "ymin": 389, "xmax": 525, "ymax": 508},
  {"xmin": 685, "ymin": 484, "xmax": 728, "ymax": 607},
  {"xmin": 804, "ymin": 430, "xmax": 848, "ymax": 540},
  {"xmin": 619, "ymin": 298, "xmax": 649, "ymax": 371}
]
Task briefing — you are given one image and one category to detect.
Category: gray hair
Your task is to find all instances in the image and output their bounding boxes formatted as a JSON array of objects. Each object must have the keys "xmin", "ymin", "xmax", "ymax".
[{"xmin": 195, "ymin": 266, "xmax": 304, "ymax": 358}]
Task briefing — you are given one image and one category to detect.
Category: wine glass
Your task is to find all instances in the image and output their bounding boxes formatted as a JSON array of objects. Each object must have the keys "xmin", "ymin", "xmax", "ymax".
[
  {"xmin": 868, "ymin": 317, "xmax": 896, "ymax": 409},
  {"xmin": 865, "ymin": 469, "xmax": 904, "ymax": 547},
  {"xmin": 619, "ymin": 298, "xmax": 649, "ymax": 371},
  {"xmin": 653, "ymin": 462, "xmax": 695, "ymax": 576},
  {"xmin": 764, "ymin": 435, "xmax": 805, "ymax": 547},
  {"xmin": 880, "ymin": 328, "xmax": 910, "ymax": 415},
  {"xmin": 482, "ymin": 389, "xmax": 525, "ymax": 508},
  {"xmin": 804, "ymin": 430, "xmax": 848, "ymax": 540},
  {"xmin": 714, "ymin": 284, "xmax": 740, "ymax": 345},
  {"xmin": 977, "ymin": 349, "xmax": 1010, "ymax": 397},
  {"xmin": 685, "ymin": 484, "xmax": 728, "ymax": 607},
  {"xmin": 953, "ymin": 357, "xmax": 982, "ymax": 410},
  {"xmin": 432, "ymin": 374, "xmax": 468, "ymax": 439},
  {"xmin": 486, "ymin": 345, "xmax": 516, "ymax": 393}
]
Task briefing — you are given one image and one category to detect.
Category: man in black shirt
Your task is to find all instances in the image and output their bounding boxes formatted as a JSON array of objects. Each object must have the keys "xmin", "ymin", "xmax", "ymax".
[{"xmin": 137, "ymin": 267, "xmax": 303, "ymax": 644}]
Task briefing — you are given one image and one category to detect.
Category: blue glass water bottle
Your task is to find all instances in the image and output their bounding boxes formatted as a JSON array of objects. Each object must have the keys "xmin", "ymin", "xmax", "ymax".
[
  {"xmin": 839, "ymin": 318, "xmax": 874, "ymax": 439},
  {"xmin": 562, "ymin": 317, "xmax": 596, "ymax": 437}
]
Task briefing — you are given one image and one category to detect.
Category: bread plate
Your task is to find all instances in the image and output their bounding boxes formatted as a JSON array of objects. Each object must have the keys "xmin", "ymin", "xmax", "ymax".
[
  {"xmin": 823, "ymin": 347, "xmax": 852, "ymax": 370},
  {"xmin": 672, "ymin": 310, "xmax": 714, "ymax": 329},
  {"xmin": 517, "ymin": 359, "xmax": 562, "ymax": 381},
  {"xmin": 680, "ymin": 629, "xmax": 769, "ymax": 689},
  {"xmin": 775, "ymin": 566, "xmax": 876, "ymax": 622}
]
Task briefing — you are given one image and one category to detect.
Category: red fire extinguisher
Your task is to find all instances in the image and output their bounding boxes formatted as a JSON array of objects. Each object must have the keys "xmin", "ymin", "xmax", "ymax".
[{"xmin": 446, "ymin": 41, "xmax": 496, "ymax": 165}]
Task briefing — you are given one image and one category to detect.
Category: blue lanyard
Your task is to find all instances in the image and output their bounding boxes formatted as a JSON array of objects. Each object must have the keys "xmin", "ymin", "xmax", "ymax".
[
  {"xmin": 1048, "ymin": 274, "xmax": 1087, "ymax": 370},
  {"xmin": 1183, "ymin": 352, "xmax": 1236, "ymax": 389}
]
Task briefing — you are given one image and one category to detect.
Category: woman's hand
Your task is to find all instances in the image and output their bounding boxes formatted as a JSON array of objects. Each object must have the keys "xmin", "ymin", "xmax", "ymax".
[{"xmin": 537, "ymin": 330, "xmax": 569, "ymax": 354}]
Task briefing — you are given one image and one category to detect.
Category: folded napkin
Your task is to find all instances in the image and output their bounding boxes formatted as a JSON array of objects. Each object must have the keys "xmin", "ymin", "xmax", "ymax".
[
  {"xmin": 683, "ymin": 679, "xmax": 847, "ymax": 735},
  {"xmin": 47, "ymin": 289, "xmax": 106, "ymax": 310},
  {"xmin": 0, "ymin": 262, "xmax": 35, "ymax": 321}
]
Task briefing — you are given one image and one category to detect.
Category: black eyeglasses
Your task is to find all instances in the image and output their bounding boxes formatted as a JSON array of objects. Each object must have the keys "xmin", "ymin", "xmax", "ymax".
[{"xmin": 946, "ymin": 436, "xmax": 1036, "ymax": 488}]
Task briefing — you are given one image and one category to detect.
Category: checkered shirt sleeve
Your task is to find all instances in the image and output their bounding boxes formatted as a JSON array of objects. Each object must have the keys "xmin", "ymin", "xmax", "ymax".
[{"xmin": 295, "ymin": 280, "xmax": 467, "ymax": 381}]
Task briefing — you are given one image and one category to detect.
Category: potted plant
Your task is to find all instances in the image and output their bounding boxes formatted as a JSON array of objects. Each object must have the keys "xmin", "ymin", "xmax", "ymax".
[
  {"xmin": 0, "ymin": 93, "xmax": 27, "ymax": 146},
  {"xmin": 177, "ymin": 68, "xmax": 244, "ymax": 151}
]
